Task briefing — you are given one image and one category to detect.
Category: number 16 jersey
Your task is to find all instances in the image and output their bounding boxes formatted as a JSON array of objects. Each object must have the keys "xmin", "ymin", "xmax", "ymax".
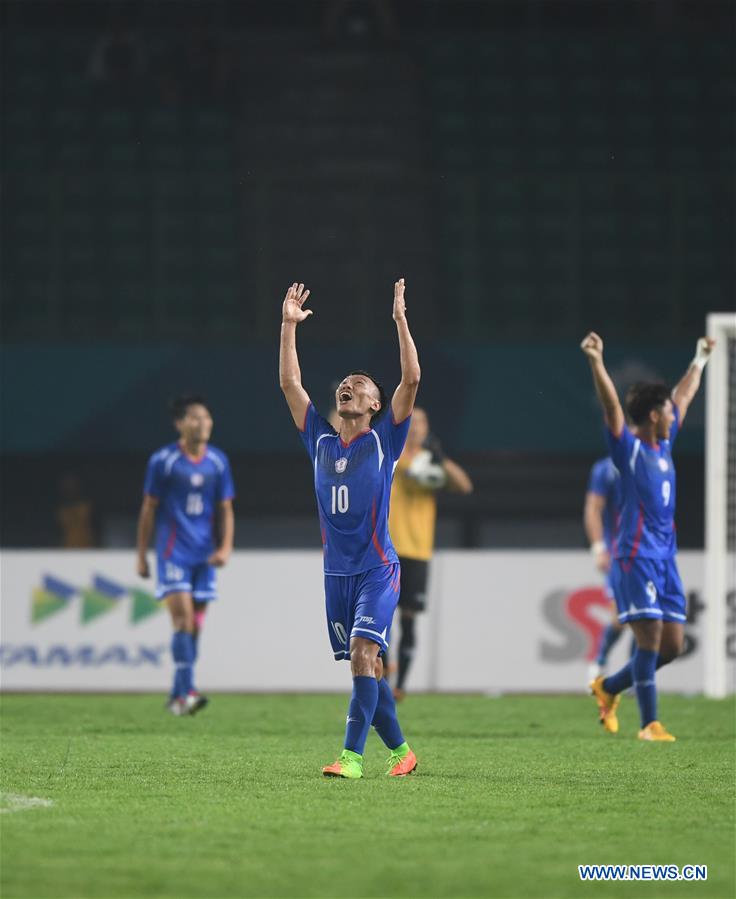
[
  {"xmin": 143, "ymin": 442, "xmax": 235, "ymax": 564},
  {"xmin": 299, "ymin": 404, "xmax": 411, "ymax": 575}
]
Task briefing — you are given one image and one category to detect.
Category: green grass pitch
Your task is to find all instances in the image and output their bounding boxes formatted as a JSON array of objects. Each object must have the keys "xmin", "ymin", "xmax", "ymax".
[{"xmin": 1, "ymin": 693, "xmax": 734, "ymax": 899}]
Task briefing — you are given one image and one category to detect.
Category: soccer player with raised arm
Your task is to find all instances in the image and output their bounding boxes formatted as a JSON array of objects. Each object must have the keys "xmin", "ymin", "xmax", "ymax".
[
  {"xmin": 279, "ymin": 279, "xmax": 420, "ymax": 779},
  {"xmin": 580, "ymin": 333, "xmax": 714, "ymax": 740},
  {"xmin": 136, "ymin": 396, "xmax": 235, "ymax": 715}
]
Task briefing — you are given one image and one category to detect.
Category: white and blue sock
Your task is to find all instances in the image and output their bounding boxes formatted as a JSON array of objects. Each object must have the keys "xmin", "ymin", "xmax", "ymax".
[{"xmin": 604, "ymin": 649, "xmax": 668, "ymax": 698}]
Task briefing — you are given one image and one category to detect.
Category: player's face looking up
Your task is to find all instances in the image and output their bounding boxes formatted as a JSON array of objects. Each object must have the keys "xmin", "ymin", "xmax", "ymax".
[
  {"xmin": 406, "ymin": 407, "xmax": 429, "ymax": 448},
  {"xmin": 335, "ymin": 375, "xmax": 381, "ymax": 421},
  {"xmin": 175, "ymin": 403, "xmax": 213, "ymax": 445}
]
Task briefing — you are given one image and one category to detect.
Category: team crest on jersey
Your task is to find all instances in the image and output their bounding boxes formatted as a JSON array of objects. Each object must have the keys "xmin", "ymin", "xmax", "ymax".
[
  {"xmin": 658, "ymin": 458, "xmax": 669, "ymax": 472},
  {"xmin": 190, "ymin": 473, "xmax": 204, "ymax": 487},
  {"xmin": 335, "ymin": 458, "xmax": 348, "ymax": 474}
]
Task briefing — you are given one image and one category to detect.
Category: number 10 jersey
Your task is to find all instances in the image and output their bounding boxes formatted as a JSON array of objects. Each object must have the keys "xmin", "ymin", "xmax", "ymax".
[{"xmin": 299, "ymin": 403, "xmax": 411, "ymax": 575}]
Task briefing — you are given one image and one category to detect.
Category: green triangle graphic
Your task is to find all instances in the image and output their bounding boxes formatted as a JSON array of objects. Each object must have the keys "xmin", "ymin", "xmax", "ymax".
[
  {"xmin": 130, "ymin": 588, "xmax": 161, "ymax": 624},
  {"xmin": 81, "ymin": 589, "xmax": 117, "ymax": 623},
  {"xmin": 31, "ymin": 588, "xmax": 69, "ymax": 623}
]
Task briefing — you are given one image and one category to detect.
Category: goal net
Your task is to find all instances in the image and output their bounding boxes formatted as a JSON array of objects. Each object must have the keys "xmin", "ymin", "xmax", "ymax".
[{"xmin": 704, "ymin": 312, "xmax": 736, "ymax": 697}]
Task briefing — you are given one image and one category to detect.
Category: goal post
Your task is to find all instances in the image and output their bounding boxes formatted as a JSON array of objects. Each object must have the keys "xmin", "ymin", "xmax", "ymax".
[{"xmin": 704, "ymin": 312, "xmax": 736, "ymax": 698}]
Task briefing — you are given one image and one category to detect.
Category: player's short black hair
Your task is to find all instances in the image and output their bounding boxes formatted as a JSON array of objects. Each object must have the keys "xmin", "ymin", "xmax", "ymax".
[
  {"xmin": 170, "ymin": 394, "xmax": 209, "ymax": 421},
  {"xmin": 348, "ymin": 370, "xmax": 388, "ymax": 421},
  {"xmin": 625, "ymin": 382, "xmax": 672, "ymax": 426}
]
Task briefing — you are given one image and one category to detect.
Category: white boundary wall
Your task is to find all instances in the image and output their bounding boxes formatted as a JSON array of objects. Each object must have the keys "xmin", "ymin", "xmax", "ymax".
[{"xmin": 1, "ymin": 550, "xmax": 733, "ymax": 693}]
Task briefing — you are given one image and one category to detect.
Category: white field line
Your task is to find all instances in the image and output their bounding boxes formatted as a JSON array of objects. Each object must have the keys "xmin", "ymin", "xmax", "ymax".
[{"xmin": 0, "ymin": 792, "xmax": 54, "ymax": 814}]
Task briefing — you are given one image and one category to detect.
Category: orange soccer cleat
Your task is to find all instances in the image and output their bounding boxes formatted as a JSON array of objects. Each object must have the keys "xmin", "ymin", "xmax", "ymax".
[
  {"xmin": 638, "ymin": 721, "xmax": 676, "ymax": 742},
  {"xmin": 386, "ymin": 747, "xmax": 418, "ymax": 777},
  {"xmin": 590, "ymin": 676, "xmax": 621, "ymax": 734}
]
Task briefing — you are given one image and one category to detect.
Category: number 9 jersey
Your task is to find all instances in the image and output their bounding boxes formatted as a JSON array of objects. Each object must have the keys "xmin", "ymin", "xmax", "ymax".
[
  {"xmin": 605, "ymin": 403, "xmax": 680, "ymax": 562},
  {"xmin": 298, "ymin": 404, "xmax": 411, "ymax": 575}
]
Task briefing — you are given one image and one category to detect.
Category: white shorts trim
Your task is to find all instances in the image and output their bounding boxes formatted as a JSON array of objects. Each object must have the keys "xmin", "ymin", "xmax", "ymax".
[
  {"xmin": 350, "ymin": 626, "xmax": 388, "ymax": 644},
  {"xmin": 156, "ymin": 582, "xmax": 192, "ymax": 599},
  {"xmin": 619, "ymin": 607, "xmax": 664, "ymax": 621}
]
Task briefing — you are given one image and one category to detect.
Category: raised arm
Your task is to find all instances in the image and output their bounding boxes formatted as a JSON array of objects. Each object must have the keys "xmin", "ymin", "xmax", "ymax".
[
  {"xmin": 391, "ymin": 278, "xmax": 420, "ymax": 423},
  {"xmin": 580, "ymin": 332, "xmax": 625, "ymax": 438},
  {"xmin": 279, "ymin": 282, "xmax": 313, "ymax": 429},
  {"xmin": 671, "ymin": 337, "xmax": 716, "ymax": 425}
]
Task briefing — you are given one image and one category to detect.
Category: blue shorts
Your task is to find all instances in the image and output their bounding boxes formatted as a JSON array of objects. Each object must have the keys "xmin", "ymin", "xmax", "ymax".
[
  {"xmin": 324, "ymin": 563, "xmax": 400, "ymax": 660},
  {"xmin": 155, "ymin": 557, "xmax": 217, "ymax": 602},
  {"xmin": 610, "ymin": 557, "xmax": 686, "ymax": 624}
]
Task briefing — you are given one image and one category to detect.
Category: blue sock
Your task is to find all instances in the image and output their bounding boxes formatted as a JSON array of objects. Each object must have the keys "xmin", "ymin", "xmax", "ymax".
[
  {"xmin": 633, "ymin": 648, "xmax": 658, "ymax": 727},
  {"xmin": 596, "ymin": 625, "xmax": 623, "ymax": 666},
  {"xmin": 344, "ymin": 676, "xmax": 379, "ymax": 756},
  {"xmin": 183, "ymin": 633, "xmax": 195, "ymax": 693},
  {"xmin": 170, "ymin": 666, "xmax": 183, "ymax": 700},
  {"xmin": 602, "ymin": 660, "xmax": 633, "ymax": 696},
  {"xmin": 171, "ymin": 631, "xmax": 194, "ymax": 697},
  {"xmin": 372, "ymin": 678, "xmax": 405, "ymax": 750},
  {"xmin": 603, "ymin": 648, "xmax": 670, "ymax": 697},
  {"xmin": 170, "ymin": 633, "xmax": 183, "ymax": 698},
  {"xmin": 190, "ymin": 635, "xmax": 199, "ymax": 692}
]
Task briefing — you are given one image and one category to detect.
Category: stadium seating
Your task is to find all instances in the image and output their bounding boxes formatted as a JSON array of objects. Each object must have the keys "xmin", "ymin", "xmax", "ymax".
[{"xmin": 1, "ymin": 28, "xmax": 732, "ymax": 341}]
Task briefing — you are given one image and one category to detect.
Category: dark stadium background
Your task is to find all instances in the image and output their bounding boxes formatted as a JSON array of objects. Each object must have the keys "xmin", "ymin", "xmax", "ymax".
[{"xmin": 1, "ymin": 0, "xmax": 733, "ymax": 551}]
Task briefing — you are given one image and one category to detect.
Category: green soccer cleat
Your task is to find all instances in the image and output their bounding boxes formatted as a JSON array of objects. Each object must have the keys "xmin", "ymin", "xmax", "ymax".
[{"xmin": 322, "ymin": 749, "xmax": 364, "ymax": 779}]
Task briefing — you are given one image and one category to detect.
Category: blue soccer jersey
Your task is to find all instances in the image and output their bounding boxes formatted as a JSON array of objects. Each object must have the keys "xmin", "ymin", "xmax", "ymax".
[
  {"xmin": 299, "ymin": 404, "xmax": 411, "ymax": 575},
  {"xmin": 605, "ymin": 404, "xmax": 680, "ymax": 562},
  {"xmin": 143, "ymin": 442, "xmax": 235, "ymax": 564},
  {"xmin": 587, "ymin": 457, "xmax": 621, "ymax": 553}
]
